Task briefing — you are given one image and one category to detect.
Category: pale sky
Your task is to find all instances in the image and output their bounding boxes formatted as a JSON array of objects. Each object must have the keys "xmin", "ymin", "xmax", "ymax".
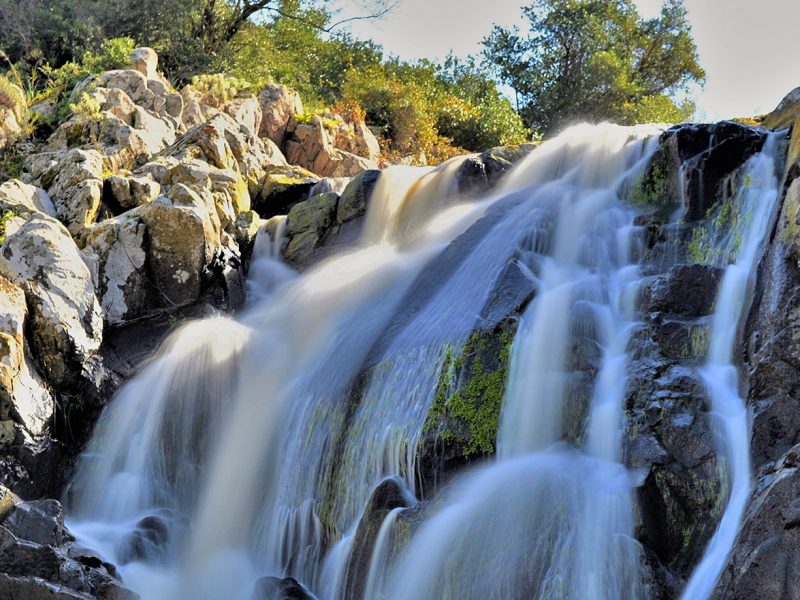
[{"xmin": 335, "ymin": 0, "xmax": 800, "ymax": 122}]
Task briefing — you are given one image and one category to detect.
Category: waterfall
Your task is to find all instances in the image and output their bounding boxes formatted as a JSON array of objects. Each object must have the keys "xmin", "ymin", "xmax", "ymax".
[
  {"xmin": 380, "ymin": 125, "xmax": 659, "ymax": 600},
  {"xmin": 64, "ymin": 122, "xmax": 782, "ymax": 600},
  {"xmin": 679, "ymin": 132, "xmax": 783, "ymax": 600}
]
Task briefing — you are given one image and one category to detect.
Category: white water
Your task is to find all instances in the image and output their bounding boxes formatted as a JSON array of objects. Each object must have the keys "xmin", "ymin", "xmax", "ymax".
[
  {"xmin": 382, "ymin": 125, "xmax": 660, "ymax": 600},
  {"xmin": 65, "ymin": 123, "xmax": 782, "ymax": 600},
  {"xmin": 679, "ymin": 132, "xmax": 782, "ymax": 600}
]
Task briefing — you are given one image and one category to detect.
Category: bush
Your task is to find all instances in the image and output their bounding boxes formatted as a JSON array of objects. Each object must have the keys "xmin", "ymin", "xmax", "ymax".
[
  {"xmin": 0, "ymin": 74, "xmax": 26, "ymax": 123},
  {"xmin": 80, "ymin": 37, "xmax": 136, "ymax": 74},
  {"xmin": 188, "ymin": 73, "xmax": 255, "ymax": 108}
]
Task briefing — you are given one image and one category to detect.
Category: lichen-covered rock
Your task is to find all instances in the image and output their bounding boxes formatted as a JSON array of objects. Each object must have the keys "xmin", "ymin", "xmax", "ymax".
[
  {"xmin": 258, "ymin": 83, "xmax": 303, "ymax": 147},
  {"xmin": 166, "ymin": 112, "xmax": 287, "ymax": 196},
  {"xmin": 106, "ymin": 173, "xmax": 161, "ymax": 212},
  {"xmin": 139, "ymin": 193, "xmax": 221, "ymax": 308},
  {"xmin": 337, "ymin": 170, "xmax": 380, "ymax": 224},
  {"xmin": 283, "ymin": 192, "xmax": 339, "ymax": 264},
  {"xmin": 83, "ymin": 215, "xmax": 149, "ymax": 325},
  {"xmin": 285, "ymin": 115, "xmax": 378, "ymax": 178},
  {"xmin": 0, "ymin": 215, "xmax": 103, "ymax": 387},
  {"xmin": 24, "ymin": 148, "xmax": 105, "ymax": 241},
  {"xmin": 761, "ymin": 86, "xmax": 800, "ymax": 130},
  {"xmin": 0, "ymin": 275, "xmax": 54, "ymax": 446},
  {"xmin": 0, "ymin": 180, "xmax": 56, "ymax": 217},
  {"xmin": 253, "ymin": 164, "xmax": 319, "ymax": 218}
]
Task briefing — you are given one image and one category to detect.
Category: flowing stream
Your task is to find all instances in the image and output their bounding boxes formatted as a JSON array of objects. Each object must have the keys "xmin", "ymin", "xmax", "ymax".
[{"xmin": 65, "ymin": 124, "xmax": 784, "ymax": 600}]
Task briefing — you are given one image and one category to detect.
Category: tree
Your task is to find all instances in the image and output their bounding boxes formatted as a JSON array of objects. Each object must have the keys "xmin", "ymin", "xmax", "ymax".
[{"xmin": 483, "ymin": 0, "xmax": 705, "ymax": 135}]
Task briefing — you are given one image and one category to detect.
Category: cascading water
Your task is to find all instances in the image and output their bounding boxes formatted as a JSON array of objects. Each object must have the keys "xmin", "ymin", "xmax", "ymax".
[
  {"xmin": 65, "ymin": 121, "xmax": 784, "ymax": 600},
  {"xmin": 679, "ymin": 132, "xmax": 783, "ymax": 600}
]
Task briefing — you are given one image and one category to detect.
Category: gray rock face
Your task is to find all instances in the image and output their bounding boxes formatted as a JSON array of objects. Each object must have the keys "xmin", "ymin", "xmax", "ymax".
[
  {"xmin": 713, "ymin": 445, "xmax": 800, "ymax": 600},
  {"xmin": 0, "ymin": 499, "xmax": 137, "ymax": 599},
  {"xmin": 0, "ymin": 215, "xmax": 103, "ymax": 387},
  {"xmin": 258, "ymin": 83, "xmax": 304, "ymax": 147}
]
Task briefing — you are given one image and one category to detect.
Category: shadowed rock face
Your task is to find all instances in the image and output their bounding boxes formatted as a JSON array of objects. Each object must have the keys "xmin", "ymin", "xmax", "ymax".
[
  {"xmin": 714, "ymin": 123, "xmax": 800, "ymax": 599},
  {"xmin": 341, "ymin": 477, "xmax": 411, "ymax": 600}
]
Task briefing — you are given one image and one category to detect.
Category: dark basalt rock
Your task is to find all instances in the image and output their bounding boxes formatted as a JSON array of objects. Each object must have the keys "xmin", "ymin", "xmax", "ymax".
[
  {"xmin": 713, "ymin": 445, "xmax": 800, "ymax": 600},
  {"xmin": 340, "ymin": 477, "xmax": 411, "ymax": 600},
  {"xmin": 631, "ymin": 122, "xmax": 768, "ymax": 223},
  {"xmin": 251, "ymin": 576, "xmax": 313, "ymax": 600},
  {"xmin": 0, "ymin": 499, "xmax": 136, "ymax": 599},
  {"xmin": 641, "ymin": 264, "xmax": 724, "ymax": 318}
]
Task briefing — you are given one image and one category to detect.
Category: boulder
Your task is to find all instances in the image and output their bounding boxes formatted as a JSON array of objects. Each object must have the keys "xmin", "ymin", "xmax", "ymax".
[
  {"xmin": 166, "ymin": 112, "xmax": 287, "ymax": 196},
  {"xmin": 0, "ymin": 275, "xmax": 54, "ymax": 447},
  {"xmin": 128, "ymin": 47, "xmax": 159, "ymax": 81},
  {"xmin": 24, "ymin": 148, "xmax": 105, "ymax": 241},
  {"xmin": 83, "ymin": 215, "xmax": 149, "ymax": 325},
  {"xmin": 0, "ymin": 215, "xmax": 103, "ymax": 387},
  {"xmin": 0, "ymin": 180, "xmax": 56, "ymax": 217},
  {"xmin": 761, "ymin": 86, "xmax": 800, "ymax": 130},
  {"xmin": 258, "ymin": 83, "xmax": 303, "ymax": 147},
  {"xmin": 341, "ymin": 477, "xmax": 411, "ymax": 600},
  {"xmin": 139, "ymin": 193, "xmax": 221, "ymax": 308},
  {"xmin": 285, "ymin": 115, "xmax": 378, "ymax": 178},
  {"xmin": 251, "ymin": 576, "xmax": 312, "ymax": 600},
  {"xmin": 283, "ymin": 192, "xmax": 339, "ymax": 265},
  {"xmin": 254, "ymin": 165, "xmax": 320, "ymax": 218},
  {"xmin": 337, "ymin": 170, "xmax": 380, "ymax": 224}
]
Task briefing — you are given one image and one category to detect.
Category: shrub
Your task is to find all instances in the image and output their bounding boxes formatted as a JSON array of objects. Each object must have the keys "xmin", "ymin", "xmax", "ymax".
[{"xmin": 188, "ymin": 73, "xmax": 255, "ymax": 108}]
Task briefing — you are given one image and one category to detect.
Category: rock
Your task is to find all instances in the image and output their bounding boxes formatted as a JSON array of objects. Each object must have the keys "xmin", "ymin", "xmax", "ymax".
[
  {"xmin": 643, "ymin": 122, "xmax": 768, "ymax": 222},
  {"xmin": 641, "ymin": 264, "xmax": 724, "ymax": 318},
  {"xmin": 83, "ymin": 215, "xmax": 149, "ymax": 325},
  {"xmin": 341, "ymin": 477, "xmax": 411, "ymax": 600},
  {"xmin": 166, "ymin": 112, "xmax": 287, "ymax": 196},
  {"xmin": 761, "ymin": 86, "xmax": 800, "ymax": 130},
  {"xmin": 106, "ymin": 174, "xmax": 160, "ymax": 212},
  {"xmin": 285, "ymin": 115, "xmax": 379, "ymax": 178},
  {"xmin": 284, "ymin": 192, "xmax": 339, "ymax": 265},
  {"xmin": 254, "ymin": 165, "xmax": 320, "ymax": 218},
  {"xmin": 454, "ymin": 144, "xmax": 539, "ymax": 195},
  {"xmin": 0, "ymin": 275, "xmax": 55, "ymax": 447},
  {"xmin": 258, "ymin": 83, "xmax": 303, "ymax": 147},
  {"xmin": 2, "ymin": 500, "xmax": 65, "ymax": 547},
  {"xmin": 139, "ymin": 194, "xmax": 220, "ymax": 308},
  {"xmin": 0, "ymin": 180, "xmax": 56, "ymax": 216},
  {"xmin": 251, "ymin": 576, "xmax": 312, "ymax": 600},
  {"xmin": 128, "ymin": 47, "xmax": 159, "ymax": 80},
  {"xmin": 117, "ymin": 513, "xmax": 171, "ymax": 565},
  {"xmin": 0, "ymin": 520, "xmax": 137, "ymax": 599},
  {"xmin": 24, "ymin": 148, "xmax": 105, "ymax": 241},
  {"xmin": 713, "ymin": 445, "xmax": 800, "ymax": 599},
  {"xmin": 337, "ymin": 170, "xmax": 380, "ymax": 224},
  {"xmin": 0, "ymin": 215, "xmax": 103, "ymax": 387}
]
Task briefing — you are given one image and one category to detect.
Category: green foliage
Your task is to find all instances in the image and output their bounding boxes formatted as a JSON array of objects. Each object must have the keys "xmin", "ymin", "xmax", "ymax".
[
  {"xmin": 0, "ymin": 209, "xmax": 15, "ymax": 244},
  {"xmin": 80, "ymin": 37, "xmax": 136, "ymax": 74},
  {"xmin": 69, "ymin": 93, "xmax": 102, "ymax": 121},
  {"xmin": 425, "ymin": 325, "xmax": 516, "ymax": 458},
  {"xmin": 483, "ymin": 0, "xmax": 705, "ymax": 134},
  {"xmin": 0, "ymin": 74, "xmax": 26, "ymax": 123},
  {"xmin": 188, "ymin": 73, "xmax": 255, "ymax": 107}
]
